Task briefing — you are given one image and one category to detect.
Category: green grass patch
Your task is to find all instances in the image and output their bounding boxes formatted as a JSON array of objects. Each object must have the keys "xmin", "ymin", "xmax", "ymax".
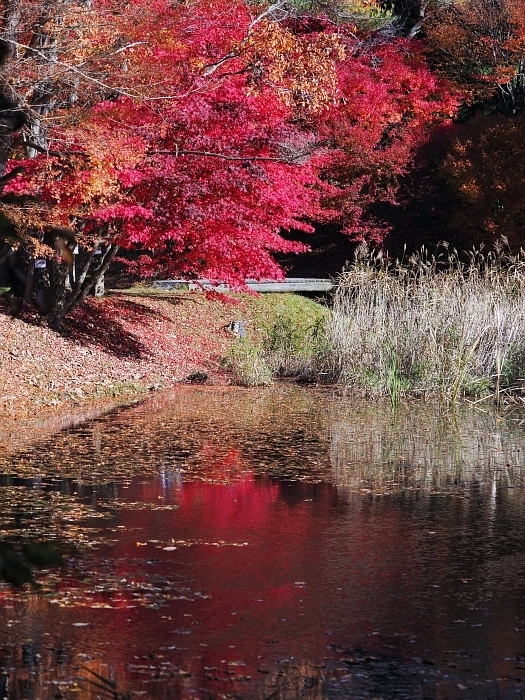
[{"xmin": 224, "ymin": 293, "xmax": 332, "ymax": 386}]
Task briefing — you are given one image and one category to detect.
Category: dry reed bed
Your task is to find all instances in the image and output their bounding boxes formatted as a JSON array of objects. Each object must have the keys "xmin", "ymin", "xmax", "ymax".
[
  {"xmin": 328, "ymin": 401, "xmax": 525, "ymax": 493},
  {"xmin": 326, "ymin": 243, "xmax": 525, "ymax": 404}
]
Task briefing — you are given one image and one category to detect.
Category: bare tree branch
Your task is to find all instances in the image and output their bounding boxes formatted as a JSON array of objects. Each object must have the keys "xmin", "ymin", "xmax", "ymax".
[
  {"xmin": 248, "ymin": 0, "xmax": 290, "ymax": 30},
  {"xmin": 202, "ymin": 1, "xmax": 289, "ymax": 77},
  {"xmin": 0, "ymin": 37, "xmax": 143, "ymax": 99},
  {"xmin": 21, "ymin": 139, "xmax": 87, "ymax": 156},
  {"xmin": 147, "ymin": 148, "xmax": 304, "ymax": 164}
]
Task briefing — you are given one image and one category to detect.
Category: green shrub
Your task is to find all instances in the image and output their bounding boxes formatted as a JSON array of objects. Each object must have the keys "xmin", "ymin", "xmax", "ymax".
[
  {"xmin": 223, "ymin": 339, "xmax": 273, "ymax": 387},
  {"xmin": 262, "ymin": 314, "xmax": 330, "ymax": 379},
  {"xmin": 224, "ymin": 293, "xmax": 332, "ymax": 385}
]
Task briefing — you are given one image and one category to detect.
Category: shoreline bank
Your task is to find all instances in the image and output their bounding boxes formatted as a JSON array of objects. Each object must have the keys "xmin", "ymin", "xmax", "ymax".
[
  {"xmin": 0, "ymin": 291, "xmax": 239, "ymax": 422},
  {"xmin": 1, "ymin": 287, "xmax": 330, "ymax": 425}
]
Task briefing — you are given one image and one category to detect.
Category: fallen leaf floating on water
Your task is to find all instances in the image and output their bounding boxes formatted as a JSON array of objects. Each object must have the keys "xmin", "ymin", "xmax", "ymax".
[
  {"xmin": 106, "ymin": 501, "xmax": 179, "ymax": 510},
  {"xmin": 45, "ymin": 560, "xmax": 214, "ymax": 608},
  {"xmin": 0, "ymin": 396, "xmax": 333, "ymax": 487},
  {"xmin": 138, "ymin": 539, "xmax": 248, "ymax": 549}
]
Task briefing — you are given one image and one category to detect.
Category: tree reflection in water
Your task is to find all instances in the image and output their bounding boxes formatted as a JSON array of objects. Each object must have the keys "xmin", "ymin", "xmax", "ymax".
[{"xmin": 0, "ymin": 387, "xmax": 523, "ymax": 699}]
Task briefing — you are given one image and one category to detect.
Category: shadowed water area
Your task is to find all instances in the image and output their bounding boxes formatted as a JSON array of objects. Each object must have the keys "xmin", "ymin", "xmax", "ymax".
[{"xmin": 1, "ymin": 386, "xmax": 525, "ymax": 699}]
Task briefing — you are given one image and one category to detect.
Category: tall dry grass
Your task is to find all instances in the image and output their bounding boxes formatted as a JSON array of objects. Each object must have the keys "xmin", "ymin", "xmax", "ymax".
[{"xmin": 326, "ymin": 240, "xmax": 525, "ymax": 405}]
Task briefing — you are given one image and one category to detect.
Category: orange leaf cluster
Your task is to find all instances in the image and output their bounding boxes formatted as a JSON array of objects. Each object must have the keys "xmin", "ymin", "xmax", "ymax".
[
  {"xmin": 424, "ymin": 0, "xmax": 525, "ymax": 111},
  {"xmin": 440, "ymin": 111, "xmax": 525, "ymax": 248},
  {"xmin": 247, "ymin": 20, "xmax": 345, "ymax": 113}
]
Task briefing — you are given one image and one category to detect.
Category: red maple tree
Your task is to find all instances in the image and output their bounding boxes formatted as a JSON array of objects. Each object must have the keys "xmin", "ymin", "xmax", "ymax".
[
  {"xmin": 0, "ymin": 0, "xmax": 456, "ymax": 321},
  {"xmin": 316, "ymin": 38, "xmax": 458, "ymax": 244}
]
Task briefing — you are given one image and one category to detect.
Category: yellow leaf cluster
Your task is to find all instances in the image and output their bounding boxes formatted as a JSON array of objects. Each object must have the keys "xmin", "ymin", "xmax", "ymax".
[{"xmin": 247, "ymin": 20, "xmax": 345, "ymax": 113}]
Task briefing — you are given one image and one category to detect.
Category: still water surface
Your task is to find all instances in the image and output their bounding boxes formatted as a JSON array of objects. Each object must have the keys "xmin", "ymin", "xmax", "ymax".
[{"xmin": 1, "ymin": 386, "xmax": 525, "ymax": 700}]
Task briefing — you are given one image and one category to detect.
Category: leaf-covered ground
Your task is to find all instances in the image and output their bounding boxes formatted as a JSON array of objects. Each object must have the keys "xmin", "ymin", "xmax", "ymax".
[{"xmin": 0, "ymin": 291, "xmax": 243, "ymax": 427}]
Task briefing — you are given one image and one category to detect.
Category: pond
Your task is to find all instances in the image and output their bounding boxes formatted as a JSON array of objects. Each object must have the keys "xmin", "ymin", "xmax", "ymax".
[{"xmin": 1, "ymin": 386, "xmax": 525, "ymax": 700}]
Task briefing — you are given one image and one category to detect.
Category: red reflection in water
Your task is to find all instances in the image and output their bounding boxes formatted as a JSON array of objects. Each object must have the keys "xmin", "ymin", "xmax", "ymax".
[
  {"xmin": 84, "ymin": 475, "xmax": 424, "ymax": 670},
  {"xmin": 1, "ymin": 443, "xmax": 525, "ymax": 699},
  {"xmin": 0, "ymin": 472, "xmax": 428, "ymax": 699}
]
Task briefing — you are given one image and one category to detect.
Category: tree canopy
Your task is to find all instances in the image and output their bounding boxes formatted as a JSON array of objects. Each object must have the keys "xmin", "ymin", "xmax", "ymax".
[{"xmin": 0, "ymin": 0, "xmax": 521, "ymax": 322}]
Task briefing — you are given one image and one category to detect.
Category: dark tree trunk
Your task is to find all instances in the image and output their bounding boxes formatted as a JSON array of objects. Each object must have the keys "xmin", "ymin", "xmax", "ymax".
[
  {"xmin": 46, "ymin": 243, "xmax": 119, "ymax": 328},
  {"xmin": 0, "ymin": 0, "xmax": 22, "ymax": 175}
]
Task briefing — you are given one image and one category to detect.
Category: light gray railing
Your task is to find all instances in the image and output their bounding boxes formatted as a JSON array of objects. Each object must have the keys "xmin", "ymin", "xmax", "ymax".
[{"xmin": 152, "ymin": 278, "xmax": 334, "ymax": 292}]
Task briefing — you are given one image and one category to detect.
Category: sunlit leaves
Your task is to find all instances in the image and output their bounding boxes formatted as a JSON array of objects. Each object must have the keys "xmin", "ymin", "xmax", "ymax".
[
  {"xmin": 246, "ymin": 19, "xmax": 345, "ymax": 113},
  {"xmin": 424, "ymin": 0, "xmax": 525, "ymax": 112},
  {"xmin": 2, "ymin": 0, "xmax": 346, "ymax": 283},
  {"xmin": 1, "ymin": 0, "xmax": 459, "ymax": 289},
  {"xmin": 316, "ymin": 38, "xmax": 458, "ymax": 242}
]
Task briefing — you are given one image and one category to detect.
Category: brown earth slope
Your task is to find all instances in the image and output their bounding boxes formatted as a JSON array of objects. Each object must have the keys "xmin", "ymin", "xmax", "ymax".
[{"xmin": 0, "ymin": 291, "xmax": 245, "ymax": 423}]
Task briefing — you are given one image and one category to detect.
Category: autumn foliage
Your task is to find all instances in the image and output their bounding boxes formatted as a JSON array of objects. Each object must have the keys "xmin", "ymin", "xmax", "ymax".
[
  {"xmin": 0, "ymin": 0, "xmax": 463, "ymax": 320},
  {"xmin": 442, "ymin": 112, "xmax": 525, "ymax": 249},
  {"xmin": 424, "ymin": 0, "xmax": 525, "ymax": 113},
  {"xmin": 318, "ymin": 39, "xmax": 457, "ymax": 243}
]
